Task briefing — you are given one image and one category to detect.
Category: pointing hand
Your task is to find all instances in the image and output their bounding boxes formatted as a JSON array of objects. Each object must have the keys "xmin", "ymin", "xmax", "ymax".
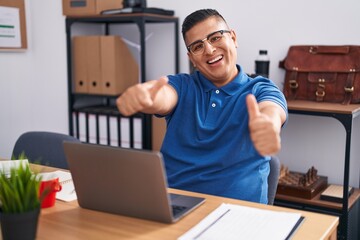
[{"xmin": 116, "ymin": 76, "xmax": 168, "ymax": 116}]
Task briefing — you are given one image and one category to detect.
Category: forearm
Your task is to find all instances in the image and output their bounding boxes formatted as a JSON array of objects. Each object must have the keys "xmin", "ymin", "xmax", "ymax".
[{"xmin": 258, "ymin": 101, "xmax": 287, "ymax": 131}]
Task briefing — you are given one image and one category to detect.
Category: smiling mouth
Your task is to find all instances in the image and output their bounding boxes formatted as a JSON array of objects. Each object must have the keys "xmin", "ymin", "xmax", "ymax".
[{"xmin": 207, "ymin": 55, "xmax": 223, "ymax": 64}]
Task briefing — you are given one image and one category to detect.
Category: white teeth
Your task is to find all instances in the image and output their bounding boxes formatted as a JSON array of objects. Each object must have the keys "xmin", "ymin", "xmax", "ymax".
[{"xmin": 208, "ymin": 55, "xmax": 223, "ymax": 64}]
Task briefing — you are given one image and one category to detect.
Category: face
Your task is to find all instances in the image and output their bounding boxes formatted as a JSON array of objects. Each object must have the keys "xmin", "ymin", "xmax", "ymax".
[{"xmin": 185, "ymin": 16, "xmax": 238, "ymax": 87}]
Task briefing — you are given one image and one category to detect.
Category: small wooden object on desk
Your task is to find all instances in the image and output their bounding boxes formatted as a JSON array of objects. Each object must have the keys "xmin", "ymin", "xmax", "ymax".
[
  {"xmin": 277, "ymin": 165, "xmax": 328, "ymax": 199},
  {"xmin": 320, "ymin": 184, "xmax": 354, "ymax": 203}
]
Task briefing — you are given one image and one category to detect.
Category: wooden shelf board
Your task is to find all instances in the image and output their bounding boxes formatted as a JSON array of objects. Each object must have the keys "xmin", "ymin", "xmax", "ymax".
[{"xmin": 276, "ymin": 188, "xmax": 360, "ymax": 211}]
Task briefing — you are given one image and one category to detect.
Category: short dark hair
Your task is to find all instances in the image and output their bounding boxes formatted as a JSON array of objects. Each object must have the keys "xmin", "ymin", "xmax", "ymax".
[{"xmin": 181, "ymin": 9, "xmax": 227, "ymax": 41}]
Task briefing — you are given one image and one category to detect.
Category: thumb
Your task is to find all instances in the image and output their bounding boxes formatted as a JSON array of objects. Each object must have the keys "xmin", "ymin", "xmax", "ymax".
[
  {"xmin": 246, "ymin": 94, "xmax": 261, "ymax": 121},
  {"xmin": 149, "ymin": 76, "xmax": 168, "ymax": 99}
]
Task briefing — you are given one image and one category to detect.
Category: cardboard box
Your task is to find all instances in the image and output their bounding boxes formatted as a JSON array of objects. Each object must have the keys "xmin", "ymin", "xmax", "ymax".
[
  {"xmin": 62, "ymin": 0, "xmax": 123, "ymax": 16},
  {"xmin": 72, "ymin": 35, "xmax": 139, "ymax": 95},
  {"xmin": 152, "ymin": 116, "xmax": 166, "ymax": 151}
]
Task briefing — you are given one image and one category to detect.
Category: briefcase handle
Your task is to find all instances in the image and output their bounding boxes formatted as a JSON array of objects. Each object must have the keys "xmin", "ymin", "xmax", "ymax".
[{"xmin": 309, "ymin": 46, "xmax": 350, "ymax": 54}]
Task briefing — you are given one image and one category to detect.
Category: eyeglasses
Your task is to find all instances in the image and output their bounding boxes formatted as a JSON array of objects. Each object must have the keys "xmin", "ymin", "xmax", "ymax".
[{"xmin": 186, "ymin": 30, "xmax": 231, "ymax": 55}]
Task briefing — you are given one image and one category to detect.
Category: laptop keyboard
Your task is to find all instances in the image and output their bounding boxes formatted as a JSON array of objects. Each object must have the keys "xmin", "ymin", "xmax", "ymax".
[{"xmin": 172, "ymin": 205, "xmax": 187, "ymax": 216}]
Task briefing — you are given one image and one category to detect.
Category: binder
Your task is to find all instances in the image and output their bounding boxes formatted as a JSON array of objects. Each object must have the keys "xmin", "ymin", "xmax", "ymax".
[
  {"xmin": 72, "ymin": 112, "xmax": 78, "ymax": 138},
  {"xmin": 100, "ymin": 36, "xmax": 139, "ymax": 95},
  {"xmin": 109, "ymin": 113, "xmax": 119, "ymax": 147},
  {"xmin": 73, "ymin": 35, "xmax": 138, "ymax": 95},
  {"xmin": 87, "ymin": 112, "xmax": 97, "ymax": 144},
  {"xmin": 78, "ymin": 111, "xmax": 87, "ymax": 142},
  {"xmin": 98, "ymin": 113, "xmax": 108, "ymax": 145},
  {"xmin": 120, "ymin": 117, "xmax": 130, "ymax": 148},
  {"xmin": 133, "ymin": 118, "xmax": 142, "ymax": 149},
  {"xmin": 73, "ymin": 37, "xmax": 88, "ymax": 93},
  {"xmin": 87, "ymin": 36, "xmax": 102, "ymax": 94}
]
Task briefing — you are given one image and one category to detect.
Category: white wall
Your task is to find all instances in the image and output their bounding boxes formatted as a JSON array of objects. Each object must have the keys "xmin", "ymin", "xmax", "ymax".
[{"xmin": 1, "ymin": 0, "xmax": 359, "ymax": 186}]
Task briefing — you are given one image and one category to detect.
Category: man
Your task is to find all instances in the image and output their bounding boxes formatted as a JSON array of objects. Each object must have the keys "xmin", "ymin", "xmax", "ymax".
[{"xmin": 116, "ymin": 9, "xmax": 287, "ymax": 204}]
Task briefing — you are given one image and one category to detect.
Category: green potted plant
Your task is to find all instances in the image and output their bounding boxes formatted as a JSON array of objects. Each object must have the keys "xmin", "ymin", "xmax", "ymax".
[{"xmin": 0, "ymin": 158, "xmax": 43, "ymax": 240}]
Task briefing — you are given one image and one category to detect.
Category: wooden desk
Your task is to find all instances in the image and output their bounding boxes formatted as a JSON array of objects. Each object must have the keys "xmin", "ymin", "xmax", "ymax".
[{"xmin": 34, "ymin": 165, "xmax": 338, "ymax": 240}]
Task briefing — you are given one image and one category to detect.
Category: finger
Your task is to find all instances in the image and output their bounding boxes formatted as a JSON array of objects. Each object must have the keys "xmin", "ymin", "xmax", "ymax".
[
  {"xmin": 246, "ymin": 94, "xmax": 261, "ymax": 121},
  {"xmin": 116, "ymin": 97, "xmax": 134, "ymax": 116},
  {"xmin": 148, "ymin": 76, "xmax": 168, "ymax": 99}
]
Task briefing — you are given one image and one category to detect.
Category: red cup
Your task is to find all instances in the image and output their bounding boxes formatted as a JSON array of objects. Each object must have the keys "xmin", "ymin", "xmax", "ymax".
[{"xmin": 39, "ymin": 174, "xmax": 62, "ymax": 208}]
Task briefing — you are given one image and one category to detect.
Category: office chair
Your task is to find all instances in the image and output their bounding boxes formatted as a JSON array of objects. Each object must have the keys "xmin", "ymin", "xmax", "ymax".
[
  {"xmin": 268, "ymin": 156, "xmax": 281, "ymax": 205},
  {"xmin": 12, "ymin": 131, "xmax": 81, "ymax": 169}
]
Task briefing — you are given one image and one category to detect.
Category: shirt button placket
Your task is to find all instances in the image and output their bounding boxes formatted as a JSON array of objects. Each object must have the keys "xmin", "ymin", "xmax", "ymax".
[
  {"xmin": 212, "ymin": 90, "xmax": 220, "ymax": 107},
  {"xmin": 205, "ymin": 89, "xmax": 222, "ymax": 127}
]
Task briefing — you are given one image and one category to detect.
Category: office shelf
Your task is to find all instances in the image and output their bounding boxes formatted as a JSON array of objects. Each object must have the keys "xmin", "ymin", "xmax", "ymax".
[
  {"xmin": 275, "ymin": 100, "xmax": 360, "ymax": 240},
  {"xmin": 65, "ymin": 14, "xmax": 179, "ymax": 149}
]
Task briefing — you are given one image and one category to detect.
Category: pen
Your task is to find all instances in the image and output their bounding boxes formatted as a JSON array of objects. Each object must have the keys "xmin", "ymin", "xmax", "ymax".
[{"xmin": 193, "ymin": 208, "xmax": 231, "ymax": 239}]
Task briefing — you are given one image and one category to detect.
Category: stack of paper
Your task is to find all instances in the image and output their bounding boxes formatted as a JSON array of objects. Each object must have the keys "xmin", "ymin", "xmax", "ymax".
[{"xmin": 179, "ymin": 203, "xmax": 303, "ymax": 240}]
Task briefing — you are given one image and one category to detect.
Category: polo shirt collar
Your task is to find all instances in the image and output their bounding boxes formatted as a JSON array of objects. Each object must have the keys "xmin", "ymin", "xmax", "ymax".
[{"xmin": 198, "ymin": 65, "xmax": 249, "ymax": 95}]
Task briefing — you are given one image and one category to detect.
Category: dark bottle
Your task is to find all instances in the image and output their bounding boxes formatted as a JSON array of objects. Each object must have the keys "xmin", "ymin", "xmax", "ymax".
[{"xmin": 255, "ymin": 50, "xmax": 270, "ymax": 78}]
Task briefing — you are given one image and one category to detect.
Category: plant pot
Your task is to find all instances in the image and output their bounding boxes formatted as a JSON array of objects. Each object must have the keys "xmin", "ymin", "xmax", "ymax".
[{"xmin": 0, "ymin": 208, "xmax": 40, "ymax": 240}]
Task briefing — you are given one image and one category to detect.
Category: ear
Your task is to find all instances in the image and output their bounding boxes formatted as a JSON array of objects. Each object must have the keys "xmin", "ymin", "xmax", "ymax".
[{"xmin": 230, "ymin": 30, "xmax": 238, "ymax": 48}]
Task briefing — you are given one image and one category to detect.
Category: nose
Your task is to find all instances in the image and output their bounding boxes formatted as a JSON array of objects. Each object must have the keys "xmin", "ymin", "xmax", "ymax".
[{"xmin": 203, "ymin": 41, "xmax": 216, "ymax": 54}]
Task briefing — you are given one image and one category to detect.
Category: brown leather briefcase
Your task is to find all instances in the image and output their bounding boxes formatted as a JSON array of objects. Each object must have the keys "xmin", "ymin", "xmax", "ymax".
[{"xmin": 279, "ymin": 45, "xmax": 360, "ymax": 104}]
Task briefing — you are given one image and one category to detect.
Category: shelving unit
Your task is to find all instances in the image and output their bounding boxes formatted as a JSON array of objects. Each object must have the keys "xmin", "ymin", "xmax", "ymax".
[
  {"xmin": 65, "ymin": 14, "xmax": 179, "ymax": 150},
  {"xmin": 275, "ymin": 100, "xmax": 360, "ymax": 240}
]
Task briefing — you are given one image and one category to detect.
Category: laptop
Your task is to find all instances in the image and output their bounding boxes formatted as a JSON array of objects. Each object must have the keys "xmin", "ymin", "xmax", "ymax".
[{"xmin": 63, "ymin": 142, "xmax": 205, "ymax": 223}]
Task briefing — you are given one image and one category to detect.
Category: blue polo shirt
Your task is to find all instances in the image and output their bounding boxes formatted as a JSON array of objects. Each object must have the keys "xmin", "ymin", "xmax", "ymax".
[{"xmin": 160, "ymin": 65, "xmax": 287, "ymax": 204}]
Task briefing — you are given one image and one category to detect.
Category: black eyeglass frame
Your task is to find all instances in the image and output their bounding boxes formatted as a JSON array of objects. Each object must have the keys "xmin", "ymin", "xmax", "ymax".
[{"xmin": 186, "ymin": 29, "xmax": 231, "ymax": 55}]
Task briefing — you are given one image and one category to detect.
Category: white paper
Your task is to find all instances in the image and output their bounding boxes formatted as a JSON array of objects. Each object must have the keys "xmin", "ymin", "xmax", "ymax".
[
  {"xmin": 52, "ymin": 170, "xmax": 77, "ymax": 202},
  {"xmin": 0, "ymin": 6, "xmax": 21, "ymax": 48},
  {"xmin": 179, "ymin": 203, "xmax": 302, "ymax": 240}
]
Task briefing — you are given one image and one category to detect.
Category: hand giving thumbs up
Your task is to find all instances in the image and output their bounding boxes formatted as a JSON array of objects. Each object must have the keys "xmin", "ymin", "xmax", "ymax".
[{"xmin": 246, "ymin": 94, "xmax": 282, "ymax": 156}]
